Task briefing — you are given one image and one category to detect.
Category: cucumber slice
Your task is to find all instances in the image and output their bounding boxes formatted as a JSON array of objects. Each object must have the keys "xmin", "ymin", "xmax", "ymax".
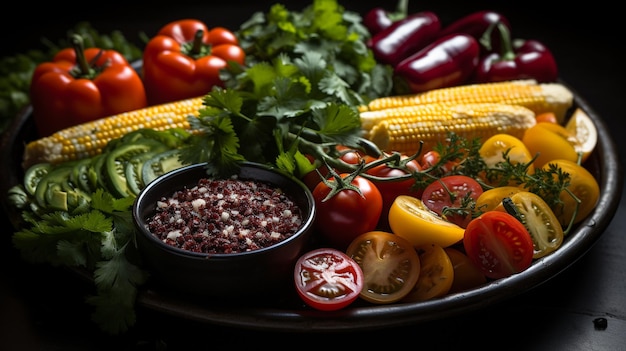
[
  {"xmin": 70, "ymin": 158, "xmax": 95, "ymax": 193},
  {"xmin": 33, "ymin": 165, "xmax": 74, "ymax": 209},
  {"xmin": 124, "ymin": 147, "xmax": 167, "ymax": 196},
  {"xmin": 105, "ymin": 141, "xmax": 164, "ymax": 198},
  {"xmin": 141, "ymin": 149, "xmax": 189, "ymax": 186},
  {"xmin": 24, "ymin": 163, "xmax": 51, "ymax": 196}
]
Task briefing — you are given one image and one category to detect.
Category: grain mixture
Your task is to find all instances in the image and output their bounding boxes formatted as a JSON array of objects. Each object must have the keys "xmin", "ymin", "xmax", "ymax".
[{"xmin": 145, "ymin": 176, "xmax": 303, "ymax": 254}]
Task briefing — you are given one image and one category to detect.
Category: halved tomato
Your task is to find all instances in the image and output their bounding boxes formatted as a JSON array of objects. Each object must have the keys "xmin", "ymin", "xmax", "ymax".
[
  {"xmin": 388, "ymin": 195, "xmax": 465, "ymax": 248},
  {"xmin": 421, "ymin": 175, "xmax": 484, "ymax": 228},
  {"xmin": 463, "ymin": 211, "xmax": 534, "ymax": 279},
  {"xmin": 346, "ymin": 231, "xmax": 420, "ymax": 304},
  {"xmin": 494, "ymin": 191, "xmax": 564, "ymax": 258},
  {"xmin": 294, "ymin": 248, "xmax": 364, "ymax": 311},
  {"xmin": 402, "ymin": 243, "xmax": 454, "ymax": 302},
  {"xmin": 444, "ymin": 247, "xmax": 487, "ymax": 293}
]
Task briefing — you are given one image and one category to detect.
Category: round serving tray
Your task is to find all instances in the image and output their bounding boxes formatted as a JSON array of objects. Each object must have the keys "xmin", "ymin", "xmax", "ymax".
[{"xmin": 1, "ymin": 84, "xmax": 622, "ymax": 332}]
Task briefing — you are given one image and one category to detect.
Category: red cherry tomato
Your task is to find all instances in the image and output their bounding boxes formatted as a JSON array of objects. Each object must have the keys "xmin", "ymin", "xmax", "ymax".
[
  {"xmin": 312, "ymin": 173, "xmax": 383, "ymax": 250},
  {"xmin": 421, "ymin": 175, "xmax": 484, "ymax": 228},
  {"xmin": 294, "ymin": 248, "xmax": 364, "ymax": 311},
  {"xmin": 419, "ymin": 150, "xmax": 459, "ymax": 175},
  {"xmin": 337, "ymin": 145, "xmax": 375, "ymax": 165},
  {"xmin": 366, "ymin": 153, "xmax": 423, "ymax": 228},
  {"xmin": 463, "ymin": 211, "xmax": 534, "ymax": 279}
]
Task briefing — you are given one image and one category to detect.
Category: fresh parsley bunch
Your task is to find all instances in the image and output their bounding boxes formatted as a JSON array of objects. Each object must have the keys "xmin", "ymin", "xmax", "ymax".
[{"xmin": 180, "ymin": 0, "xmax": 393, "ymax": 177}]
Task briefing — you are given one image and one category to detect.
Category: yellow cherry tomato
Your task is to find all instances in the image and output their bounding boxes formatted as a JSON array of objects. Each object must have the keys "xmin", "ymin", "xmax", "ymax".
[
  {"xmin": 475, "ymin": 186, "xmax": 523, "ymax": 213},
  {"xmin": 444, "ymin": 247, "xmax": 487, "ymax": 294},
  {"xmin": 479, "ymin": 134, "xmax": 534, "ymax": 186},
  {"xmin": 541, "ymin": 159, "xmax": 600, "ymax": 227},
  {"xmin": 494, "ymin": 191, "xmax": 564, "ymax": 259},
  {"xmin": 522, "ymin": 122, "xmax": 580, "ymax": 168},
  {"xmin": 402, "ymin": 243, "xmax": 454, "ymax": 302},
  {"xmin": 388, "ymin": 195, "xmax": 465, "ymax": 248}
]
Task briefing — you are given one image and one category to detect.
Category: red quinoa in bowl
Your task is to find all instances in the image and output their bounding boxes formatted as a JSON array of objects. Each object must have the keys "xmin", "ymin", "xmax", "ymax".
[
  {"xmin": 132, "ymin": 161, "xmax": 316, "ymax": 298},
  {"xmin": 145, "ymin": 176, "xmax": 303, "ymax": 254}
]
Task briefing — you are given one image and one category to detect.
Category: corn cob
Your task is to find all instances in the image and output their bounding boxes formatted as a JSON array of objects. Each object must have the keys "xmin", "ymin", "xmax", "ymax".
[
  {"xmin": 366, "ymin": 103, "xmax": 537, "ymax": 156},
  {"xmin": 359, "ymin": 80, "xmax": 574, "ymax": 125},
  {"xmin": 23, "ymin": 97, "xmax": 204, "ymax": 168}
]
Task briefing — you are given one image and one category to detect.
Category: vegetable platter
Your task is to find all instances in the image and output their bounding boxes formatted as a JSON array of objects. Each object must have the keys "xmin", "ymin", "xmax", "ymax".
[
  {"xmin": 1, "ymin": 80, "xmax": 621, "ymax": 333},
  {"xmin": 0, "ymin": 0, "xmax": 623, "ymax": 335}
]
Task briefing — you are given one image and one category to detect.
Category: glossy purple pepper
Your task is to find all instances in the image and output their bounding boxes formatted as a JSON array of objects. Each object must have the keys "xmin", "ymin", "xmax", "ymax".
[
  {"xmin": 474, "ymin": 23, "xmax": 558, "ymax": 83},
  {"xmin": 369, "ymin": 11, "xmax": 441, "ymax": 67},
  {"xmin": 394, "ymin": 33, "xmax": 480, "ymax": 93},
  {"xmin": 363, "ymin": 0, "xmax": 409, "ymax": 36},
  {"xmin": 438, "ymin": 10, "xmax": 510, "ymax": 53}
]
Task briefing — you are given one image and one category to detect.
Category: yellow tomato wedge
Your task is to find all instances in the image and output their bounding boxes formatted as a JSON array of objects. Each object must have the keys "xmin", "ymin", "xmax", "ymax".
[
  {"xmin": 444, "ymin": 247, "xmax": 487, "ymax": 293},
  {"xmin": 565, "ymin": 108, "xmax": 597, "ymax": 163},
  {"xmin": 541, "ymin": 159, "xmax": 600, "ymax": 227},
  {"xmin": 388, "ymin": 195, "xmax": 465, "ymax": 248},
  {"xmin": 494, "ymin": 191, "xmax": 564, "ymax": 259},
  {"xmin": 402, "ymin": 243, "xmax": 454, "ymax": 302},
  {"xmin": 475, "ymin": 186, "xmax": 523, "ymax": 213}
]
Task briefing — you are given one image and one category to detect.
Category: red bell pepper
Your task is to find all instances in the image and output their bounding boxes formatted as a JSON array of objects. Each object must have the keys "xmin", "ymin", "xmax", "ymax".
[
  {"xmin": 30, "ymin": 35, "xmax": 147, "ymax": 137},
  {"xmin": 393, "ymin": 33, "xmax": 480, "ymax": 94},
  {"xmin": 363, "ymin": 0, "xmax": 409, "ymax": 36},
  {"xmin": 474, "ymin": 23, "xmax": 558, "ymax": 83},
  {"xmin": 368, "ymin": 11, "xmax": 441, "ymax": 67},
  {"xmin": 142, "ymin": 19, "xmax": 246, "ymax": 105}
]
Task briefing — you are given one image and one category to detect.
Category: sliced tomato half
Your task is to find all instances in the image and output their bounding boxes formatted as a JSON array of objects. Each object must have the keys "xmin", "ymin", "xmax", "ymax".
[
  {"xmin": 346, "ymin": 231, "xmax": 420, "ymax": 304},
  {"xmin": 294, "ymin": 248, "xmax": 364, "ymax": 311},
  {"xmin": 463, "ymin": 211, "xmax": 534, "ymax": 280}
]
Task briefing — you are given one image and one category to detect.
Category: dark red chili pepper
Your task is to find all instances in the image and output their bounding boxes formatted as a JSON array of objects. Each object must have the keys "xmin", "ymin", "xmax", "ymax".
[
  {"xmin": 474, "ymin": 23, "xmax": 558, "ymax": 83},
  {"xmin": 393, "ymin": 33, "xmax": 480, "ymax": 94},
  {"xmin": 438, "ymin": 10, "xmax": 510, "ymax": 53},
  {"xmin": 369, "ymin": 11, "xmax": 441, "ymax": 67},
  {"xmin": 363, "ymin": 0, "xmax": 409, "ymax": 36}
]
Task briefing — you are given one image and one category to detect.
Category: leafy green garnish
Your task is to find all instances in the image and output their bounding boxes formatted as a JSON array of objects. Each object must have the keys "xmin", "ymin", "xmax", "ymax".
[
  {"xmin": 12, "ymin": 188, "xmax": 145, "ymax": 335},
  {"xmin": 181, "ymin": 0, "xmax": 392, "ymax": 177}
]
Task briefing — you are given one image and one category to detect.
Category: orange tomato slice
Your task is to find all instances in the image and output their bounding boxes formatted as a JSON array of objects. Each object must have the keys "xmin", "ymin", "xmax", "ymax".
[
  {"xmin": 346, "ymin": 231, "xmax": 420, "ymax": 304},
  {"xmin": 402, "ymin": 243, "xmax": 454, "ymax": 302},
  {"xmin": 444, "ymin": 247, "xmax": 487, "ymax": 293}
]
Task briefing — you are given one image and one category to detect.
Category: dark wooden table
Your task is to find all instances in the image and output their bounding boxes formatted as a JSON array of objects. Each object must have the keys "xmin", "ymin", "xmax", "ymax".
[{"xmin": 2, "ymin": 1, "xmax": 624, "ymax": 350}]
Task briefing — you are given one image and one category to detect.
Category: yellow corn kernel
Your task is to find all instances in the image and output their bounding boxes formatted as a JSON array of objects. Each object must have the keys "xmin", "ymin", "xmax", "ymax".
[
  {"xmin": 23, "ymin": 97, "xmax": 204, "ymax": 168},
  {"xmin": 366, "ymin": 103, "xmax": 537, "ymax": 156},
  {"xmin": 359, "ymin": 80, "xmax": 573, "ymax": 124}
]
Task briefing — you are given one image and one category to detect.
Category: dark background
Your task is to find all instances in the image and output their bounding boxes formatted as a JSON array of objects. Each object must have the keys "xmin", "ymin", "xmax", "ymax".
[{"xmin": 1, "ymin": 1, "xmax": 625, "ymax": 350}]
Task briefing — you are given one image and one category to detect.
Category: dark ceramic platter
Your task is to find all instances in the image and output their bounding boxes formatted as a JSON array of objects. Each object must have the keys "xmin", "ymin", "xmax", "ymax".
[{"xmin": 1, "ymin": 83, "xmax": 622, "ymax": 332}]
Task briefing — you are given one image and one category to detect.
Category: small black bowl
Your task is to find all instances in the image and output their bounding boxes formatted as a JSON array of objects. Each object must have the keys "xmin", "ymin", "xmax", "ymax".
[{"xmin": 132, "ymin": 161, "xmax": 316, "ymax": 300}]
